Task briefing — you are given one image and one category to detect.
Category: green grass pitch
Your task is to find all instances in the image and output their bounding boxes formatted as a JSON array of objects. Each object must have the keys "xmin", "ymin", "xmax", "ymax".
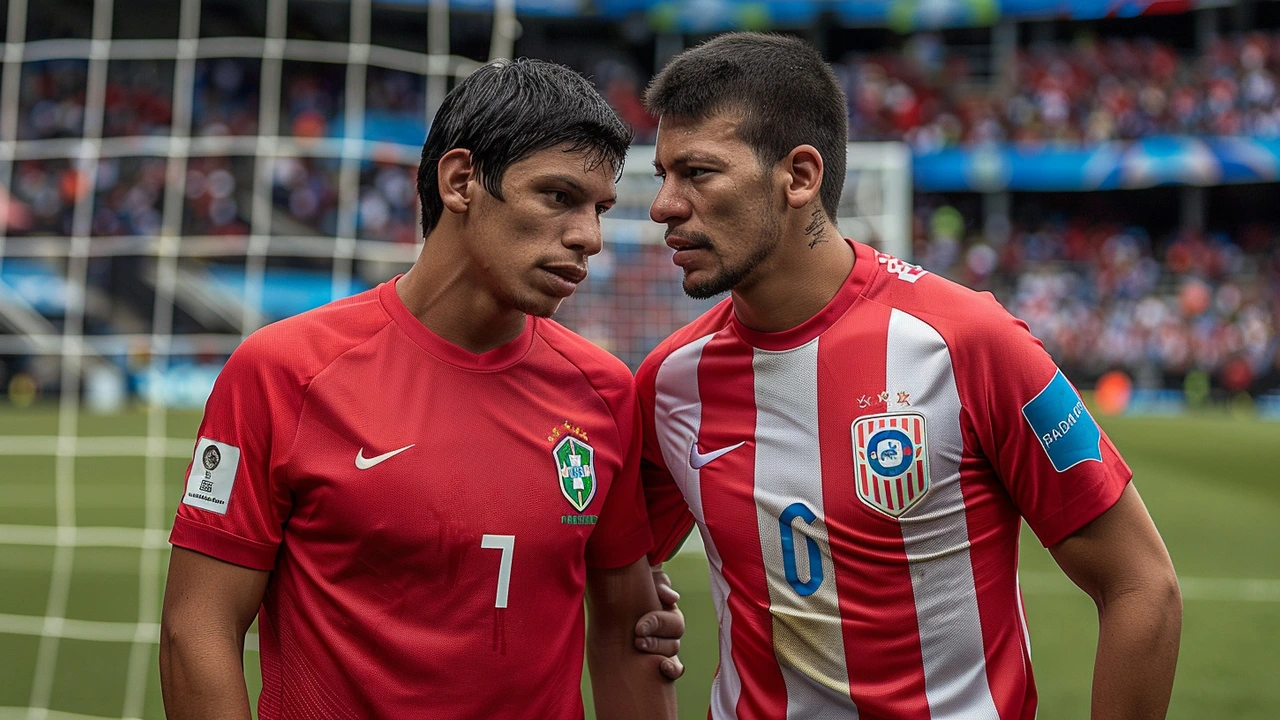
[{"xmin": 0, "ymin": 406, "xmax": 1276, "ymax": 718}]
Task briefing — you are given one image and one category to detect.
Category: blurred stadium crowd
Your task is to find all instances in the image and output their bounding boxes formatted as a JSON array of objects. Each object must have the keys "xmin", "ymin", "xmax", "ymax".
[
  {"xmin": 843, "ymin": 32, "xmax": 1280, "ymax": 149},
  {"xmin": 913, "ymin": 198, "xmax": 1280, "ymax": 394},
  {"xmin": 2, "ymin": 1, "xmax": 1279, "ymax": 402},
  {"xmin": 14, "ymin": 58, "xmax": 421, "ymax": 241}
]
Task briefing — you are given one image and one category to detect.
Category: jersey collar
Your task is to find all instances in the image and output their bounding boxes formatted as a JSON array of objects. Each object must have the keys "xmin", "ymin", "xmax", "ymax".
[
  {"xmin": 730, "ymin": 238, "xmax": 876, "ymax": 352},
  {"xmin": 379, "ymin": 276, "xmax": 535, "ymax": 371}
]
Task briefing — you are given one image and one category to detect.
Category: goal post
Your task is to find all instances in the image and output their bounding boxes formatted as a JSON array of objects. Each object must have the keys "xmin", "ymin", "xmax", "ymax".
[{"xmin": 839, "ymin": 141, "xmax": 913, "ymax": 261}]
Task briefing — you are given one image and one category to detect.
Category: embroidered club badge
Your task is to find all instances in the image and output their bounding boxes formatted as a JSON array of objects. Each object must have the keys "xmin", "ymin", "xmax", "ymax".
[
  {"xmin": 851, "ymin": 412, "xmax": 929, "ymax": 518},
  {"xmin": 554, "ymin": 436, "xmax": 597, "ymax": 513}
]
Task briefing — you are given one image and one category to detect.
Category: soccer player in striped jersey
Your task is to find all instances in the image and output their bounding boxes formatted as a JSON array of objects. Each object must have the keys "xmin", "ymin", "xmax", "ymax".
[
  {"xmin": 638, "ymin": 33, "xmax": 1182, "ymax": 720},
  {"xmin": 159, "ymin": 59, "xmax": 680, "ymax": 720}
]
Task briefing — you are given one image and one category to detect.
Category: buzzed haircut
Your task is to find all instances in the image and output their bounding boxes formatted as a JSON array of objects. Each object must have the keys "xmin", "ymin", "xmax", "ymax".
[
  {"xmin": 417, "ymin": 58, "xmax": 634, "ymax": 236},
  {"xmin": 645, "ymin": 33, "xmax": 848, "ymax": 219}
]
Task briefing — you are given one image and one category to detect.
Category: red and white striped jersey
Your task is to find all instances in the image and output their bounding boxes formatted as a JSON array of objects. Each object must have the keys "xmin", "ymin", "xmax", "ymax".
[{"xmin": 638, "ymin": 240, "xmax": 1132, "ymax": 720}]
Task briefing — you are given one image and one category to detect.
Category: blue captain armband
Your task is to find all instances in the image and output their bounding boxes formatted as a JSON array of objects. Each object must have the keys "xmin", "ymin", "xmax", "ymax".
[{"xmin": 1021, "ymin": 370, "xmax": 1102, "ymax": 472}]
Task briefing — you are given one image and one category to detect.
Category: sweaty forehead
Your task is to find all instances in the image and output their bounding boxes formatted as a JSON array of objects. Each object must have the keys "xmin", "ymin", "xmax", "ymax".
[{"xmin": 654, "ymin": 114, "xmax": 753, "ymax": 164}]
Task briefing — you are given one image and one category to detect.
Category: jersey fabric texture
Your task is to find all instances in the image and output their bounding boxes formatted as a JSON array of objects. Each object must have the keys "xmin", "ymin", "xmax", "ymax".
[
  {"xmin": 169, "ymin": 277, "xmax": 652, "ymax": 720},
  {"xmin": 638, "ymin": 240, "xmax": 1132, "ymax": 720}
]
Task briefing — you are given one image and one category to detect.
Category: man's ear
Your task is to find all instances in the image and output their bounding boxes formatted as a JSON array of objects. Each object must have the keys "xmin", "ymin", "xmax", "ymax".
[
  {"xmin": 437, "ymin": 148, "xmax": 475, "ymax": 215},
  {"xmin": 781, "ymin": 144, "xmax": 824, "ymax": 211}
]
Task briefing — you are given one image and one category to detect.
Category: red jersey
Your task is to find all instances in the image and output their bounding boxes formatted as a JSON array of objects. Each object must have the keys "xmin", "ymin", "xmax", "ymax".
[
  {"xmin": 639, "ymin": 240, "xmax": 1131, "ymax": 720},
  {"xmin": 170, "ymin": 277, "xmax": 652, "ymax": 719}
]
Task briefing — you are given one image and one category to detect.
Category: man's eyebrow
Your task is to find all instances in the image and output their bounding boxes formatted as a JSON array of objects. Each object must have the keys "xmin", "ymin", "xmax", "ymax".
[
  {"xmin": 654, "ymin": 153, "xmax": 723, "ymax": 170},
  {"xmin": 542, "ymin": 174, "xmax": 588, "ymax": 194},
  {"xmin": 542, "ymin": 174, "xmax": 616, "ymax": 203}
]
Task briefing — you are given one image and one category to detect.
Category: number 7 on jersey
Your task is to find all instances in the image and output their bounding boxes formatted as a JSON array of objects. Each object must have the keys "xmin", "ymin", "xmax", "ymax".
[{"xmin": 481, "ymin": 534, "xmax": 515, "ymax": 608}]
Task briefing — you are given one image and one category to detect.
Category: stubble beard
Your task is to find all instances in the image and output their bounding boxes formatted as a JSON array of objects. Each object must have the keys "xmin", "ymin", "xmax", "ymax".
[{"xmin": 682, "ymin": 209, "xmax": 783, "ymax": 300}]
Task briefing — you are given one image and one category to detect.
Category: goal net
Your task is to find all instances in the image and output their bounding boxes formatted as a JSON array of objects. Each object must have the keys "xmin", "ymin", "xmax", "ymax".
[{"xmin": 0, "ymin": 0, "xmax": 909, "ymax": 713}]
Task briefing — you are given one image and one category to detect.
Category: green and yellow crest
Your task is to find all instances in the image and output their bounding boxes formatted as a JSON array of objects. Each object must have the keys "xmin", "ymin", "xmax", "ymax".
[{"xmin": 554, "ymin": 436, "xmax": 596, "ymax": 512}]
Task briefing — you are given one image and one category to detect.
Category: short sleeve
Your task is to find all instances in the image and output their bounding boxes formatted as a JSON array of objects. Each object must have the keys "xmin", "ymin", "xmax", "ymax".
[
  {"xmin": 585, "ymin": 374, "xmax": 655, "ymax": 569},
  {"xmin": 168, "ymin": 336, "xmax": 299, "ymax": 570},
  {"xmin": 637, "ymin": 355, "xmax": 696, "ymax": 564},
  {"xmin": 961, "ymin": 309, "xmax": 1132, "ymax": 547}
]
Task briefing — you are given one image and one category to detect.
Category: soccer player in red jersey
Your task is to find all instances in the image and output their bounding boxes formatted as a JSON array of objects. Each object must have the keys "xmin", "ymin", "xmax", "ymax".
[
  {"xmin": 159, "ymin": 59, "xmax": 680, "ymax": 720},
  {"xmin": 638, "ymin": 34, "xmax": 1182, "ymax": 720}
]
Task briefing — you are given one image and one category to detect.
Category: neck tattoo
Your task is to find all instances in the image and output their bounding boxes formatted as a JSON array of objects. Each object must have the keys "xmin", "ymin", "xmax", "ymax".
[{"xmin": 804, "ymin": 208, "xmax": 828, "ymax": 249}]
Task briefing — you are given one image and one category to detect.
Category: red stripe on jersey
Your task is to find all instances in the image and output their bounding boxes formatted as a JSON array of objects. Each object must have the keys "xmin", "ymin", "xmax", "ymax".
[
  {"xmin": 696, "ymin": 330, "xmax": 788, "ymax": 720},
  {"xmin": 912, "ymin": 423, "xmax": 925, "ymax": 496},
  {"xmin": 860, "ymin": 426, "xmax": 870, "ymax": 497},
  {"xmin": 958, "ymin": 417, "xmax": 1035, "ymax": 719},
  {"xmin": 857, "ymin": 423, "xmax": 867, "ymax": 497},
  {"xmin": 816, "ymin": 302, "xmax": 931, "ymax": 719}
]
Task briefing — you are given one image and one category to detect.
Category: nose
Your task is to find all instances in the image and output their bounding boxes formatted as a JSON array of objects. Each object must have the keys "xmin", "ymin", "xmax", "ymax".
[
  {"xmin": 563, "ymin": 209, "xmax": 603, "ymax": 257},
  {"xmin": 650, "ymin": 179, "xmax": 690, "ymax": 225}
]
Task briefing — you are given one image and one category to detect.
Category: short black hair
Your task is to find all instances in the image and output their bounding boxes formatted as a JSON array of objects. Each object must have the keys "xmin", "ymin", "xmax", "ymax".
[
  {"xmin": 417, "ymin": 58, "xmax": 634, "ymax": 236},
  {"xmin": 645, "ymin": 33, "xmax": 848, "ymax": 219}
]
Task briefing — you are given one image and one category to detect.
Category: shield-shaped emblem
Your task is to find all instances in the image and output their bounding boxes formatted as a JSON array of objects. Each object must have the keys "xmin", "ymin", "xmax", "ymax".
[
  {"xmin": 554, "ymin": 436, "xmax": 597, "ymax": 512},
  {"xmin": 851, "ymin": 412, "xmax": 929, "ymax": 518}
]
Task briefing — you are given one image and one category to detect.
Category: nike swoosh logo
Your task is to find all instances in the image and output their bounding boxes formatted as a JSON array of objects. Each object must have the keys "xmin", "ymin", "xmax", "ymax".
[
  {"xmin": 355, "ymin": 444, "xmax": 415, "ymax": 470},
  {"xmin": 689, "ymin": 441, "xmax": 745, "ymax": 470}
]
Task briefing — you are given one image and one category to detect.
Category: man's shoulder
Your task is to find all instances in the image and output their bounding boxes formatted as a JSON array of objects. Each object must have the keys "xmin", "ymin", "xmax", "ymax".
[
  {"xmin": 636, "ymin": 298, "xmax": 734, "ymax": 384},
  {"xmin": 533, "ymin": 319, "xmax": 636, "ymax": 419},
  {"xmin": 226, "ymin": 285, "xmax": 393, "ymax": 388},
  {"xmin": 535, "ymin": 318, "xmax": 632, "ymax": 382},
  {"xmin": 858, "ymin": 253, "xmax": 1049, "ymax": 392},
  {"xmin": 862, "ymin": 253, "xmax": 1018, "ymax": 345}
]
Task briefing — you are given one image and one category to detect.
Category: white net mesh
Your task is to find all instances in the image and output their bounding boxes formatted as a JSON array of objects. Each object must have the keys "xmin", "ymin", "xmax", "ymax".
[
  {"xmin": 0, "ymin": 1, "xmax": 489, "ymax": 717},
  {"xmin": 0, "ymin": 0, "xmax": 909, "ymax": 715}
]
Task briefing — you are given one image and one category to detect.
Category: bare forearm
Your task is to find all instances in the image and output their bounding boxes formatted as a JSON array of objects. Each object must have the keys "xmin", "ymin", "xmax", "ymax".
[
  {"xmin": 587, "ymin": 632, "xmax": 677, "ymax": 720},
  {"xmin": 1090, "ymin": 585, "xmax": 1182, "ymax": 720},
  {"xmin": 159, "ymin": 629, "xmax": 254, "ymax": 720}
]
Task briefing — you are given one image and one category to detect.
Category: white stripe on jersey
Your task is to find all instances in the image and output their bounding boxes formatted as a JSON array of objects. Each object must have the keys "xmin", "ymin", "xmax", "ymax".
[
  {"xmin": 752, "ymin": 341, "xmax": 858, "ymax": 719},
  {"xmin": 887, "ymin": 309, "xmax": 1001, "ymax": 719},
  {"xmin": 1017, "ymin": 573, "xmax": 1032, "ymax": 659},
  {"xmin": 653, "ymin": 334, "xmax": 743, "ymax": 720}
]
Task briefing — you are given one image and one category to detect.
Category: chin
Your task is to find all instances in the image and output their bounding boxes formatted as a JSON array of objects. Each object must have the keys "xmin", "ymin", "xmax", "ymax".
[
  {"xmin": 513, "ymin": 294, "xmax": 564, "ymax": 319},
  {"xmin": 682, "ymin": 271, "xmax": 732, "ymax": 300}
]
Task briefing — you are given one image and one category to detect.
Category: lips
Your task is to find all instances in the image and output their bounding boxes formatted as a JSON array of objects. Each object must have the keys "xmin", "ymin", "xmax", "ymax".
[
  {"xmin": 538, "ymin": 263, "xmax": 588, "ymax": 298},
  {"xmin": 665, "ymin": 235, "xmax": 708, "ymax": 252},
  {"xmin": 666, "ymin": 236, "xmax": 711, "ymax": 269},
  {"xmin": 541, "ymin": 264, "xmax": 587, "ymax": 284}
]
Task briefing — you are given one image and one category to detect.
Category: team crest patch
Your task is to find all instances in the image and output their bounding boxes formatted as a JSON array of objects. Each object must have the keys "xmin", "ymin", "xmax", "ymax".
[
  {"xmin": 182, "ymin": 438, "xmax": 240, "ymax": 516},
  {"xmin": 554, "ymin": 436, "xmax": 597, "ymax": 513},
  {"xmin": 851, "ymin": 412, "xmax": 929, "ymax": 518}
]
